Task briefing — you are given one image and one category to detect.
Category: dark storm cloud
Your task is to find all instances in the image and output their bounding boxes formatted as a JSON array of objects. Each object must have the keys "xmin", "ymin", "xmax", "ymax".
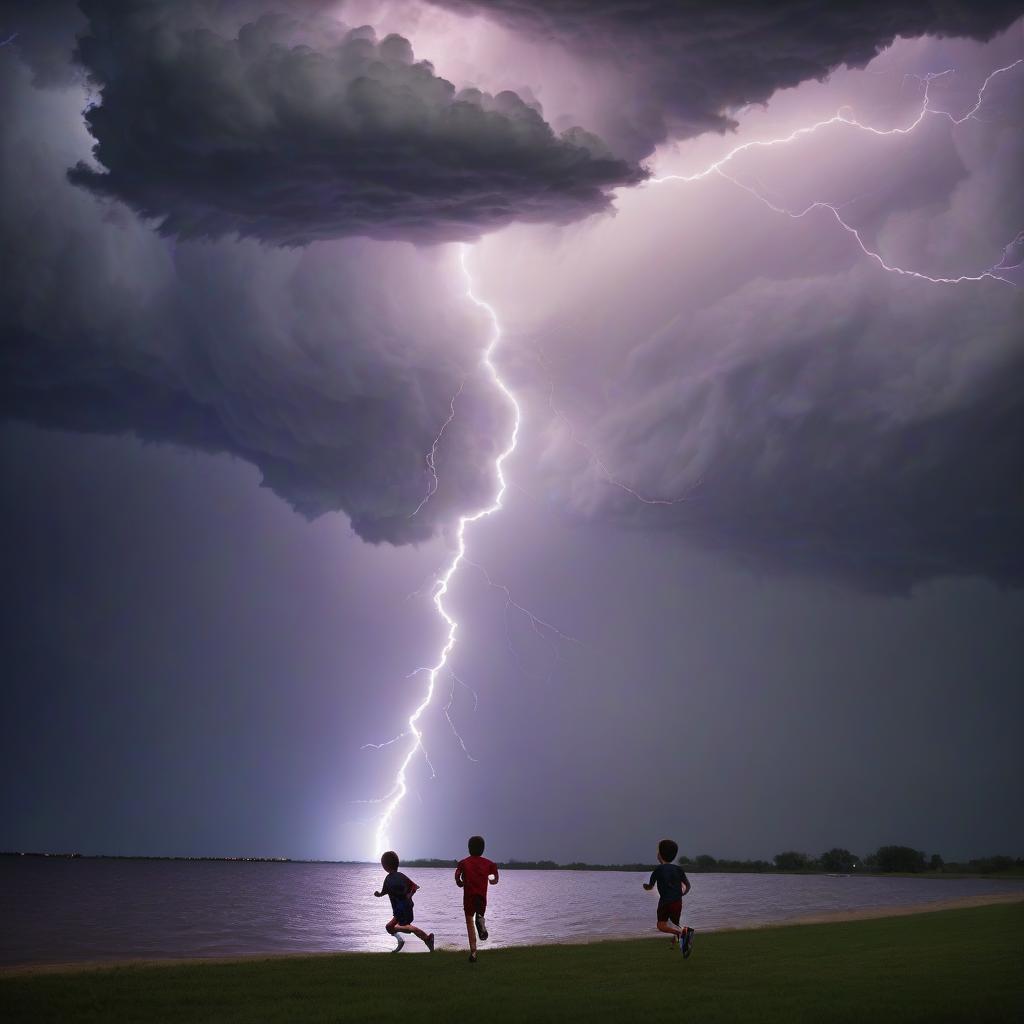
[
  {"xmin": 590, "ymin": 271, "xmax": 1024, "ymax": 591},
  {"xmin": 66, "ymin": 1, "xmax": 644, "ymax": 245},
  {"xmin": 436, "ymin": 1, "xmax": 1024, "ymax": 157},
  {"xmin": 1, "ymin": 0, "xmax": 84, "ymax": 87},
  {"xmin": 513, "ymin": 23, "xmax": 1024, "ymax": 591},
  {"xmin": 0, "ymin": 54, "xmax": 505, "ymax": 545}
]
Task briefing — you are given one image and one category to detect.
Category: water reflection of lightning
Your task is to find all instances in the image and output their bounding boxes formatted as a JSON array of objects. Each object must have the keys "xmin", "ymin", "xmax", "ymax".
[{"xmin": 371, "ymin": 244, "xmax": 519, "ymax": 855}]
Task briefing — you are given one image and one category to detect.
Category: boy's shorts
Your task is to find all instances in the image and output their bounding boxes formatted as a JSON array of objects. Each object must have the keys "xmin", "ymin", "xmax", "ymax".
[
  {"xmin": 391, "ymin": 899, "xmax": 414, "ymax": 927},
  {"xmin": 657, "ymin": 899, "xmax": 682, "ymax": 925},
  {"xmin": 463, "ymin": 891, "xmax": 487, "ymax": 917}
]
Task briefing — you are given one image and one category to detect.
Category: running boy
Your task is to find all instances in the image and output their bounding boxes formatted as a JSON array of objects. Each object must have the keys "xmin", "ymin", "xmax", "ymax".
[
  {"xmin": 454, "ymin": 835, "xmax": 499, "ymax": 962},
  {"xmin": 373, "ymin": 850, "xmax": 434, "ymax": 953},
  {"xmin": 643, "ymin": 838, "xmax": 694, "ymax": 957}
]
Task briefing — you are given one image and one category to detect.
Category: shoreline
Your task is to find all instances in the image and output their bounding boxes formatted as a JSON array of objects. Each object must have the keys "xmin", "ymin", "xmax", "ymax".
[{"xmin": 3, "ymin": 891, "xmax": 1021, "ymax": 978}]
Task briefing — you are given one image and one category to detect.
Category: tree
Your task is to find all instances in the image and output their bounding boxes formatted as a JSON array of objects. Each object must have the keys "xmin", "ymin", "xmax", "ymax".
[
  {"xmin": 969, "ymin": 855, "xmax": 1015, "ymax": 874},
  {"xmin": 929, "ymin": 853, "xmax": 944, "ymax": 872},
  {"xmin": 819, "ymin": 848, "xmax": 858, "ymax": 872},
  {"xmin": 773, "ymin": 851, "xmax": 811, "ymax": 871},
  {"xmin": 695, "ymin": 854, "xmax": 717, "ymax": 870},
  {"xmin": 874, "ymin": 846, "xmax": 926, "ymax": 873}
]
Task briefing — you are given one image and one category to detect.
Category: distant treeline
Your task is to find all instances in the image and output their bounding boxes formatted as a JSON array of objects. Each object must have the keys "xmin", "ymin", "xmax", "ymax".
[
  {"xmin": 407, "ymin": 847, "xmax": 1024, "ymax": 876},
  {"xmin": 678, "ymin": 847, "xmax": 1024, "ymax": 876},
  {"xmin": 4, "ymin": 848, "xmax": 1022, "ymax": 876}
]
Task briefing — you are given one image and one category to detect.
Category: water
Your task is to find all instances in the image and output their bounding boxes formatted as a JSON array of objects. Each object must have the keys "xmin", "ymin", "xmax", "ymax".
[{"xmin": 2, "ymin": 859, "xmax": 1021, "ymax": 965}]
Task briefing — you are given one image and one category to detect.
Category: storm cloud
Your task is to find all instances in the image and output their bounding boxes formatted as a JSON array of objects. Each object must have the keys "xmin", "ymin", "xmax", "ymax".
[
  {"xmin": 495, "ymin": 29, "xmax": 1024, "ymax": 590},
  {"xmin": 1, "ymin": 2, "xmax": 1022, "ymax": 580},
  {"xmin": 0, "ymin": 53, "xmax": 509, "ymax": 545},
  {"xmin": 67, "ymin": 1, "xmax": 644, "ymax": 245},
  {"xmin": 437, "ymin": 1, "xmax": 1024, "ymax": 158}
]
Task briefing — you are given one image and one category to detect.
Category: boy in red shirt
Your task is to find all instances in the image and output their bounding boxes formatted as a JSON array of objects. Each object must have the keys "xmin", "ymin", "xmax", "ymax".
[{"xmin": 454, "ymin": 834, "xmax": 499, "ymax": 962}]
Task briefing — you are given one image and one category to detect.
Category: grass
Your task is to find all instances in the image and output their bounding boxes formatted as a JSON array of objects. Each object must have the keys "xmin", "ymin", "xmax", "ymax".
[{"xmin": 2, "ymin": 904, "xmax": 1022, "ymax": 1023}]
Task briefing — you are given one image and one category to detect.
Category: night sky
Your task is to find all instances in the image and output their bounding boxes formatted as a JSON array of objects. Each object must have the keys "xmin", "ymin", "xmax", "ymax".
[{"xmin": 2, "ymin": 2, "xmax": 1022, "ymax": 864}]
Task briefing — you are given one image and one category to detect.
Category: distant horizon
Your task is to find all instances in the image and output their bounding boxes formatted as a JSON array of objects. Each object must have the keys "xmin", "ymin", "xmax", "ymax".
[{"xmin": 6, "ymin": 847, "xmax": 1023, "ymax": 866}]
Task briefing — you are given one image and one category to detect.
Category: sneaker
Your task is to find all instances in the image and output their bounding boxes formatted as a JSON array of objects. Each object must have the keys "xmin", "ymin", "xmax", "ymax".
[
  {"xmin": 682, "ymin": 928, "xmax": 694, "ymax": 959},
  {"xmin": 468, "ymin": 952, "xmax": 477, "ymax": 963},
  {"xmin": 392, "ymin": 935, "xmax": 405, "ymax": 953},
  {"xmin": 475, "ymin": 913, "xmax": 489, "ymax": 941},
  {"xmin": 424, "ymin": 932, "xmax": 435, "ymax": 952}
]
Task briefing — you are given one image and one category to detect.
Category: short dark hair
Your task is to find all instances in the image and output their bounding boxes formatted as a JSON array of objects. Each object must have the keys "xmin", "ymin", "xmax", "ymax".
[
  {"xmin": 658, "ymin": 838, "xmax": 679, "ymax": 862},
  {"xmin": 381, "ymin": 850, "xmax": 400, "ymax": 872},
  {"xmin": 468, "ymin": 835, "xmax": 485, "ymax": 856}
]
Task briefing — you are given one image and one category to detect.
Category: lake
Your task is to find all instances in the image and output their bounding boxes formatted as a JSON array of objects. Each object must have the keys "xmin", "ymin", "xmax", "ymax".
[{"xmin": 2, "ymin": 859, "xmax": 1022, "ymax": 965}]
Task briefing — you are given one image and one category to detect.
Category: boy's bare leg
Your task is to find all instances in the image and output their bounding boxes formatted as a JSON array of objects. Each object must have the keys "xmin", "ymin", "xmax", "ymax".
[
  {"xmin": 656, "ymin": 920, "xmax": 684, "ymax": 940},
  {"xmin": 385, "ymin": 919, "xmax": 405, "ymax": 951},
  {"xmin": 465, "ymin": 914, "xmax": 477, "ymax": 954}
]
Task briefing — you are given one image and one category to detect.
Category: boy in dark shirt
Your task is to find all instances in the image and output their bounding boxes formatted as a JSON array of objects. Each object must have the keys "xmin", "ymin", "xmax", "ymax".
[
  {"xmin": 643, "ymin": 838, "xmax": 694, "ymax": 957},
  {"xmin": 454, "ymin": 835, "xmax": 499, "ymax": 962},
  {"xmin": 373, "ymin": 850, "xmax": 434, "ymax": 953}
]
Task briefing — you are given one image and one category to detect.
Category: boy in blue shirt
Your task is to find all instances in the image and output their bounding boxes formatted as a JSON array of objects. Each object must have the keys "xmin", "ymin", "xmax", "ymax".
[
  {"xmin": 373, "ymin": 850, "xmax": 435, "ymax": 953},
  {"xmin": 643, "ymin": 838, "xmax": 694, "ymax": 957}
]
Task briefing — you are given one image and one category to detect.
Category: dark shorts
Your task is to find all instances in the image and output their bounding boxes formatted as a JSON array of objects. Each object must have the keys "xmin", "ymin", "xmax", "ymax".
[
  {"xmin": 657, "ymin": 899, "xmax": 682, "ymax": 924},
  {"xmin": 463, "ymin": 891, "xmax": 487, "ymax": 917},
  {"xmin": 388, "ymin": 900, "xmax": 414, "ymax": 928}
]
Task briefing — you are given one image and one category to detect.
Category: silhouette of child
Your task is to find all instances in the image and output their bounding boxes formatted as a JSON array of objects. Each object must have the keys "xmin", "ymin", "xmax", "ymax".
[
  {"xmin": 643, "ymin": 838, "xmax": 693, "ymax": 957},
  {"xmin": 454, "ymin": 835, "xmax": 499, "ymax": 962},
  {"xmin": 374, "ymin": 850, "xmax": 434, "ymax": 953}
]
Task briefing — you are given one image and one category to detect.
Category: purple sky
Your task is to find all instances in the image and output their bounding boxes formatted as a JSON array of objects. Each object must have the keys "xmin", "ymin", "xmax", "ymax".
[{"xmin": 1, "ymin": 2, "xmax": 1022, "ymax": 863}]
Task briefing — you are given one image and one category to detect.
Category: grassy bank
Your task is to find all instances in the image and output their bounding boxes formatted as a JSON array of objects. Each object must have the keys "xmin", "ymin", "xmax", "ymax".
[{"xmin": 2, "ymin": 904, "xmax": 1022, "ymax": 1023}]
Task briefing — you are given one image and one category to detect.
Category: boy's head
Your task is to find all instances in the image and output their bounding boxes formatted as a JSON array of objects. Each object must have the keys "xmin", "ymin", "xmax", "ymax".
[
  {"xmin": 657, "ymin": 838, "xmax": 679, "ymax": 864},
  {"xmin": 468, "ymin": 835, "xmax": 485, "ymax": 857},
  {"xmin": 381, "ymin": 850, "xmax": 400, "ymax": 873}
]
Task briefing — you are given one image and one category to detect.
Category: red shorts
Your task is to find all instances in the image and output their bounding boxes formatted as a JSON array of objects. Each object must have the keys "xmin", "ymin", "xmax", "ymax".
[
  {"xmin": 463, "ymin": 890, "xmax": 487, "ymax": 916},
  {"xmin": 657, "ymin": 899, "xmax": 682, "ymax": 924}
]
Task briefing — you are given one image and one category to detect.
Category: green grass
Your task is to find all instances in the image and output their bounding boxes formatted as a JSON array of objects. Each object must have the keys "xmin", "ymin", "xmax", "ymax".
[{"xmin": 2, "ymin": 904, "xmax": 1022, "ymax": 1023}]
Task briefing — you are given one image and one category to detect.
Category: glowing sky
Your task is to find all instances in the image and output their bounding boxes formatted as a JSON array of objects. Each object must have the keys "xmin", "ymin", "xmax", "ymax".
[{"xmin": 1, "ymin": 2, "xmax": 1022, "ymax": 863}]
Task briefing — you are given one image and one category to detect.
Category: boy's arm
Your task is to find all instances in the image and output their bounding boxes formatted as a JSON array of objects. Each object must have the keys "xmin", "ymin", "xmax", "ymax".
[
  {"xmin": 643, "ymin": 868, "xmax": 657, "ymax": 891},
  {"xmin": 489, "ymin": 863, "xmax": 499, "ymax": 885},
  {"xmin": 454, "ymin": 862, "xmax": 465, "ymax": 887},
  {"xmin": 399, "ymin": 872, "xmax": 419, "ymax": 896},
  {"xmin": 681, "ymin": 871, "xmax": 691, "ymax": 896}
]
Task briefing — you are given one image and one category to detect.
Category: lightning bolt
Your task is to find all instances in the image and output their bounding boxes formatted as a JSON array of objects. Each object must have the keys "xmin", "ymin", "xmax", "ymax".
[
  {"xmin": 408, "ymin": 378, "xmax": 466, "ymax": 519},
  {"xmin": 545, "ymin": 381, "xmax": 700, "ymax": 506},
  {"xmin": 371, "ymin": 244, "xmax": 519, "ymax": 855},
  {"xmin": 647, "ymin": 58, "xmax": 1023, "ymax": 286},
  {"xmin": 364, "ymin": 55, "xmax": 1021, "ymax": 857}
]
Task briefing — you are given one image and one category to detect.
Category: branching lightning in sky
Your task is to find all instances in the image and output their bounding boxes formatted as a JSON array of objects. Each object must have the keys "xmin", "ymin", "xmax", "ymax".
[
  {"xmin": 409, "ymin": 378, "xmax": 466, "ymax": 519},
  {"xmin": 365, "ymin": 56, "xmax": 1020, "ymax": 857},
  {"xmin": 371, "ymin": 244, "xmax": 519, "ymax": 855},
  {"xmin": 545, "ymin": 382, "xmax": 700, "ymax": 506},
  {"xmin": 648, "ymin": 58, "xmax": 1023, "ymax": 286}
]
